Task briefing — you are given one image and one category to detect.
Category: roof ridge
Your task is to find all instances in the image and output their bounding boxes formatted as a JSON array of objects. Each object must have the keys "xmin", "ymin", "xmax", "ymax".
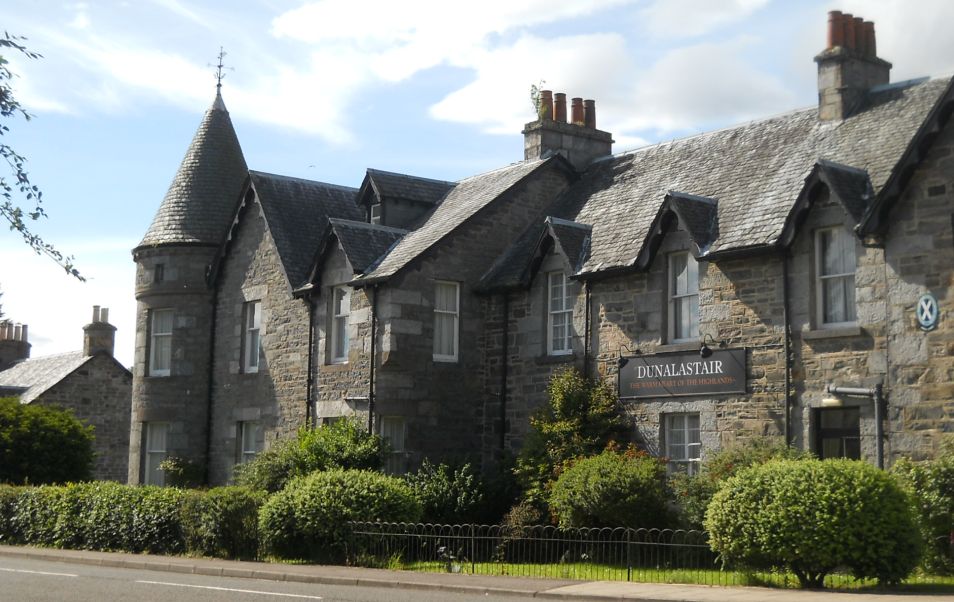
[
  {"xmin": 329, "ymin": 218, "xmax": 408, "ymax": 234},
  {"xmin": 366, "ymin": 168, "xmax": 456, "ymax": 186},
  {"xmin": 456, "ymin": 158, "xmax": 546, "ymax": 184},
  {"xmin": 250, "ymin": 170, "xmax": 359, "ymax": 193}
]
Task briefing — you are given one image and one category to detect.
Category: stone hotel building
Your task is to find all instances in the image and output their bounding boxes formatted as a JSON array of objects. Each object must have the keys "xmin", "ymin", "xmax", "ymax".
[{"xmin": 130, "ymin": 12, "xmax": 954, "ymax": 485}]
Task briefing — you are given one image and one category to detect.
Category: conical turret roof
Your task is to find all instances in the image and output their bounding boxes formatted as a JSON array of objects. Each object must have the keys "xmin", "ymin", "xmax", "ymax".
[{"xmin": 137, "ymin": 92, "xmax": 248, "ymax": 248}]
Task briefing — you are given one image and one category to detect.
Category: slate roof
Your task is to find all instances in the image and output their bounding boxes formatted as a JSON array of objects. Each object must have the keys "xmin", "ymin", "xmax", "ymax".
[
  {"xmin": 549, "ymin": 76, "xmax": 953, "ymax": 276},
  {"xmin": 478, "ymin": 217, "xmax": 591, "ymax": 293},
  {"xmin": 249, "ymin": 171, "xmax": 361, "ymax": 290},
  {"xmin": 364, "ymin": 169, "xmax": 456, "ymax": 205},
  {"xmin": 0, "ymin": 352, "xmax": 92, "ymax": 404},
  {"xmin": 139, "ymin": 93, "xmax": 249, "ymax": 248},
  {"xmin": 815, "ymin": 160, "xmax": 873, "ymax": 224},
  {"xmin": 327, "ymin": 219, "xmax": 406, "ymax": 275},
  {"xmin": 358, "ymin": 159, "xmax": 551, "ymax": 283}
]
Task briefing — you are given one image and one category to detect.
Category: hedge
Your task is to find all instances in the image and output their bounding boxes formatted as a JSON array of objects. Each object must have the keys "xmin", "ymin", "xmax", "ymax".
[
  {"xmin": 0, "ymin": 397, "xmax": 94, "ymax": 485},
  {"xmin": 706, "ymin": 459, "xmax": 921, "ymax": 588},
  {"xmin": 0, "ymin": 483, "xmax": 262, "ymax": 558},
  {"xmin": 259, "ymin": 469, "xmax": 421, "ymax": 562}
]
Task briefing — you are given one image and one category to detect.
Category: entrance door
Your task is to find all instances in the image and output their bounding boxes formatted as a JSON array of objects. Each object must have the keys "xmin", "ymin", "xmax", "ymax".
[{"xmin": 814, "ymin": 407, "xmax": 860, "ymax": 460}]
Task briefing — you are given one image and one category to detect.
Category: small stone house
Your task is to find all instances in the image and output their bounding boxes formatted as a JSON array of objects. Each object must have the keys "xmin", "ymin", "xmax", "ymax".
[
  {"xmin": 130, "ymin": 11, "xmax": 953, "ymax": 485},
  {"xmin": 0, "ymin": 307, "xmax": 132, "ymax": 481}
]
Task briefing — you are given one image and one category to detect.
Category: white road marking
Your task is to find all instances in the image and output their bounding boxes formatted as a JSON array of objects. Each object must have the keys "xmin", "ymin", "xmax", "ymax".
[
  {"xmin": 136, "ymin": 580, "xmax": 323, "ymax": 599},
  {"xmin": 0, "ymin": 567, "xmax": 78, "ymax": 577}
]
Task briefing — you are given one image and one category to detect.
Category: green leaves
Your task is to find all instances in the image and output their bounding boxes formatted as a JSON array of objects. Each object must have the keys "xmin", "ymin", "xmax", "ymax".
[
  {"xmin": 706, "ymin": 459, "xmax": 921, "ymax": 587},
  {"xmin": 0, "ymin": 397, "xmax": 94, "ymax": 485},
  {"xmin": 0, "ymin": 33, "xmax": 82, "ymax": 280}
]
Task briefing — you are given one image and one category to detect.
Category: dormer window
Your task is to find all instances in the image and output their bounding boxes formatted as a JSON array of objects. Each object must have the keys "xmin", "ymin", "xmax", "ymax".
[
  {"xmin": 370, "ymin": 203, "xmax": 382, "ymax": 225},
  {"xmin": 815, "ymin": 227, "xmax": 857, "ymax": 327}
]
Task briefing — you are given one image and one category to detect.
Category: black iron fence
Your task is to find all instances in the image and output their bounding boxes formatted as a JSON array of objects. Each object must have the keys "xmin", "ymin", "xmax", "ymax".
[
  {"xmin": 348, "ymin": 522, "xmax": 741, "ymax": 585},
  {"xmin": 347, "ymin": 522, "xmax": 953, "ymax": 589}
]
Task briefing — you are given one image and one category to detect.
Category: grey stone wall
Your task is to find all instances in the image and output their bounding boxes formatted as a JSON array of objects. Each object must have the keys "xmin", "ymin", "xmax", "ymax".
[
  {"xmin": 33, "ymin": 355, "xmax": 131, "ymax": 482},
  {"xmin": 881, "ymin": 115, "xmax": 954, "ymax": 460},
  {"xmin": 370, "ymin": 162, "xmax": 576, "ymax": 469},
  {"xmin": 207, "ymin": 197, "xmax": 312, "ymax": 484},
  {"xmin": 314, "ymin": 244, "xmax": 373, "ymax": 425},
  {"xmin": 129, "ymin": 245, "xmax": 217, "ymax": 484}
]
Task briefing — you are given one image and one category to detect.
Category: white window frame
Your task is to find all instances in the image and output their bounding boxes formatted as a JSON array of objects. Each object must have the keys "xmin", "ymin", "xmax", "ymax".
[
  {"xmin": 149, "ymin": 309, "xmax": 173, "ymax": 377},
  {"xmin": 370, "ymin": 203, "xmax": 382, "ymax": 224},
  {"xmin": 237, "ymin": 421, "xmax": 262, "ymax": 464},
  {"xmin": 664, "ymin": 413, "xmax": 701, "ymax": 475},
  {"xmin": 432, "ymin": 281, "xmax": 459, "ymax": 362},
  {"xmin": 379, "ymin": 416, "xmax": 407, "ymax": 475},
  {"xmin": 331, "ymin": 286, "xmax": 351, "ymax": 364},
  {"xmin": 244, "ymin": 301, "xmax": 262, "ymax": 373},
  {"xmin": 547, "ymin": 271, "xmax": 573, "ymax": 355},
  {"xmin": 144, "ymin": 422, "xmax": 168, "ymax": 486},
  {"xmin": 815, "ymin": 227, "xmax": 857, "ymax": 328},
  {"xmin": 668, "ymin": 252, "xmax": 699, "ymax": 343}
]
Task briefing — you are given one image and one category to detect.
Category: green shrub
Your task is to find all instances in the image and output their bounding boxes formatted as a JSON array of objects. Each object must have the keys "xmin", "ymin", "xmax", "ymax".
[
  {"xmin": 548, "ymin": 447, "xmax": 671, "ymax": 529},
  {"xmin": 181, "ymin": 486, "xmax": 264, "ymax": 559},
  {"xmin": 893, "ymin": 436, "xmax": 954, "ymax": 575},
  {"xmin": 514, "ymin": 369, "xmax": 625, "ymax": 504},
  {"xmin": 259, "ymin": 469, "xmax": 421, "ymax": 562},
  {"xmin": 235, "ymin": 419, "xmax": 385, "ymax": 493},
  {"xmin": 9, "ymin": 482, "xmax": 185, "ymax": 554},
  {"xmin": 0, "ymin": 397, "xmax": 94, "ymax": 484},
  {"xmin": 706, "ymin": 459, "xmax": 921, "ymax": 588},
  {"xmin": 405, "ymin": 460, "xmax": 486, "ymax": 525},
  {"xmin": 0, "ymin": 485, "xmax": 20, "ymax": 543},
  {"xmin": 670, "ymin": 438, "xmax": 811, "ymax": 528}
]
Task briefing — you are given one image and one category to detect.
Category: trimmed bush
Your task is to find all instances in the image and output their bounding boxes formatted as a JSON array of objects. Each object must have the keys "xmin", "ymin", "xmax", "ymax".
[
  {"xmin": 181, "ymin": 486, "xmax": 264, "ymax": 559},
  {"xmin": 548, "ymin": 447, "xmax": 671, "ymax": 529},
  {"xmin": 0, "ymin": 485, "xmax": 20, "ymax": 543},
  {"xmin": 405, "ymin": 460, "xmax": 486, "ymax": 525},
  {"xmin": 235, "ymin": 419, "xmax": 385, "ymax": 493},
  {"xmin": 669, "ymin": 438, "xmax": 812, "ymax": 528},
  {"xmin": 259, "ymin": 469, "xmax": 421, "ymax": 562},
  {"xmin": 0, "ymin": 397, "xmax": 94, "ymax": 484},
  {"xmin": 8, "ymin": 482, "xmax": 185, "ymax": 554},
  {"xmin": 514, "ymin": 369, "xmax": 625, "ymax": 504},
  {"xmin": 893, "ymin": 437, "xmax": 954, "ymax": 575},
  {"xmin": 706, "ymin": 459, "xmax": 921, "ymax": 588}
]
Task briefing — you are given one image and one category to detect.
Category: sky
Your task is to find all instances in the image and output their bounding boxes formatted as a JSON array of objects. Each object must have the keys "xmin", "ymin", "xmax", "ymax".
[{"xmin": 2, "ymin": 0, "xmax": 953, "ymax": 368}]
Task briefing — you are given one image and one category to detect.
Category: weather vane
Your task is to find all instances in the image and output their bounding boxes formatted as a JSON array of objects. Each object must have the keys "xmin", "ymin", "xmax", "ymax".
[{"xmin": 212, "ymin": 47, "xmax": 233, "ymax": 92}]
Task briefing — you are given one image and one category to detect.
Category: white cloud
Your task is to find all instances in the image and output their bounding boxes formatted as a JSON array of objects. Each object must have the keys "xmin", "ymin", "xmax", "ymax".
[
  {"xmin": 639, "ymin": 0, "xmax": 770, "ymax": 39},
  {"xmin": 618, "ymin": 37, "xmax": 796, "ymax": 134},
  {"xmin": 0, "ymin": 239, "xmax": 137, "ymax": 368},
  {"xmin": 836, "ymin": 0, "xmax": 954, "ymax": 81},
  {"xmin": 430, "ymin": 33, "xmax": 635, "ymax": 134}
]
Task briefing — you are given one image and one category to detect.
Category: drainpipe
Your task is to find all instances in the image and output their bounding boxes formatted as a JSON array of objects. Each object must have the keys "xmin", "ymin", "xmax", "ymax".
[
  {"xmin": 825, "ymin": 384, "xmax": 885, "ymax": 469},
  {"xmin": 368, "ymin": 285, "xmax": 378, "ymax": 435},
  {"xmin": 499, "ymin": 293, "xmax": 509, "ymax": 455},
  {"xmin": 306, "ymin": 295, "xmax": 316, "ymax": 427},
  {"xmin": 781, "ymin": 251, "xmax": 792, "ymax": 446},
  {"xmin": 203, "ymin": 284, "xmax": 219, "ymax": 486},
  {"xmin": 583, "ymin": 280, "xmax": 591, "ymax": 379}
]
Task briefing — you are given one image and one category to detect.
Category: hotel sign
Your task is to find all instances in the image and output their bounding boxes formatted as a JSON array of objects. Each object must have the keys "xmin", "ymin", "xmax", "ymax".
[{"xmin": 618, "ymin": 349, "xmax": 746, "ymax": 399}]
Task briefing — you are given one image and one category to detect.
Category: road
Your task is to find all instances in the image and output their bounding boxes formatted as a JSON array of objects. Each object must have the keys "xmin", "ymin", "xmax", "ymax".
[{"xmin": 0, "ymin": 556, "xmax": 531, "ymax": 602}]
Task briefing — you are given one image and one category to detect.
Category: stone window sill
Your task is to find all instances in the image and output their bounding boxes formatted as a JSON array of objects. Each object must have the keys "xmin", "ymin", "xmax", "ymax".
[
  {"xmin": 802, "ymin": 325, "xmax": 863, "ymax": 340},
  {"xmin": 535, "ymin": 353, "xmax": 576, "ymax": 366}
]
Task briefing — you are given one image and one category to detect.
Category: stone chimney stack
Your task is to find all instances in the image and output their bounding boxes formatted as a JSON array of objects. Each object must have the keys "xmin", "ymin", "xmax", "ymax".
[
  {"xmin": 0, "ymin": 320, "xmax": 31, "ymax": 371},
  {"xmin": 815, "ymin": 10, "xmax": 892, "ymax": 121},
  {"xmin": 83, "ymin": 305, "xmax": 116, "ymax": 357},
  {"xmin": 523, "ymin": 89, "xmax": 614, "ymax": 171}
]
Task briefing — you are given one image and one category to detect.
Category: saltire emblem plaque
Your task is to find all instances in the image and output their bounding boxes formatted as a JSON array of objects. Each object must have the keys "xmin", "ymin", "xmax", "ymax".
[{"xmin": 916, "ymin": 293, "xmax": 939, "ymax": 331}]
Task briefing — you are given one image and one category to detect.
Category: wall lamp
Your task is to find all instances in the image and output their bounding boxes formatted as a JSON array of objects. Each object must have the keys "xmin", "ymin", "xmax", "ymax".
[
  {"xmin": 617, "ymin": 344, "xmax": 640, "ymax": 369},
  {"xmin": 699, "ymin": 334, "xmax": 726, "ymax": 358}
]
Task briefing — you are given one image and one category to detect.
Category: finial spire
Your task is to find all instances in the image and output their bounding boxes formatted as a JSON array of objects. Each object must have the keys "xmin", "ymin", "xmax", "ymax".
[{"xmin": 214, "ymin": 46, "xmax": 228, "ymax": 92}]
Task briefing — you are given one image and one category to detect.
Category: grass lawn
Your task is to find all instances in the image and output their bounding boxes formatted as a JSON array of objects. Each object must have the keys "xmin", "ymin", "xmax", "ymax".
[{"xmin": 378, "ymin": 559, "xmax": 954, "ymax": 592}]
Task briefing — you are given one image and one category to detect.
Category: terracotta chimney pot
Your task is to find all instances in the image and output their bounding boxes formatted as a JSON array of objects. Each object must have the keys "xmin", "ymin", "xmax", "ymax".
[
  {"xmin": 583, "ymin": 99, "xmax": 596, "ymax": 128},
  {"xmin": 828, "ymin": 10, "xmax": 844, "ymax": 48},
  {"xmin": 554, "ymin": 93, "xmax": 567, "ymax": 122},
  {"xmin": 571, "ymin": 97, "xmax": 584, "ymax": 125},
  {"xmin": 539, "ymin": 90, "xmax": 553, "ymax": 120}
]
